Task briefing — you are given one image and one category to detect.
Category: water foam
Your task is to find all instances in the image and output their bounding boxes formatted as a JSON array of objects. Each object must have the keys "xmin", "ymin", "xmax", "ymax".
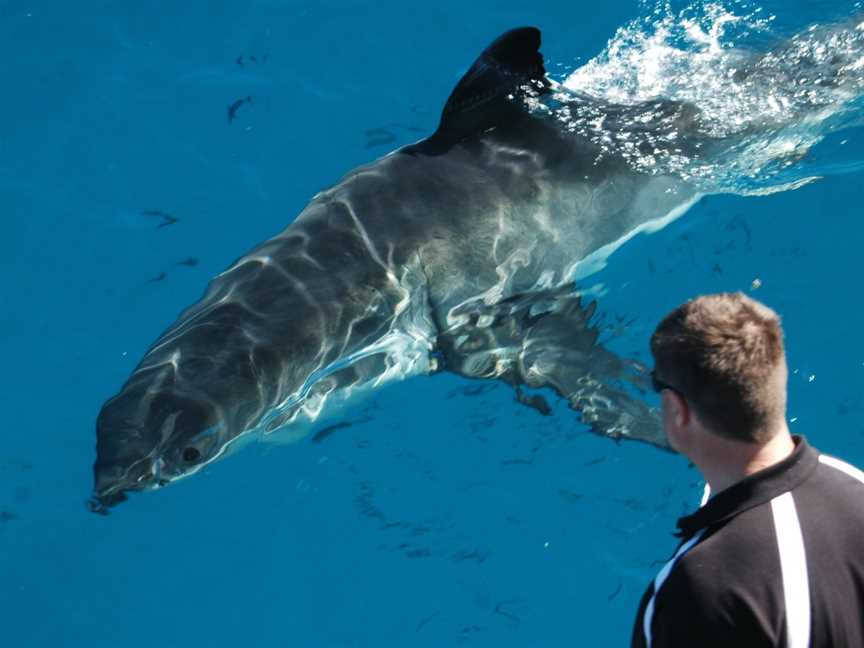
[{"xmin": 546, "ymin": 1, "xmax": 864, "ymax": 193}]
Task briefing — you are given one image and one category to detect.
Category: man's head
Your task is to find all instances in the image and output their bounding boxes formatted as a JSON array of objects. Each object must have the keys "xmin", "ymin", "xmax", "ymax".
[{"xmin": 651, "ymin": 292, "xmax": 788, "ymax": 449}]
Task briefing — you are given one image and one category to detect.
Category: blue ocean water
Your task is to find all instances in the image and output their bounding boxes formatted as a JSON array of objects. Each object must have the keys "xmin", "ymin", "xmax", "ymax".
[{"xmin": 2, "ymin": 1, "xmax": 863, "ymax": 646}]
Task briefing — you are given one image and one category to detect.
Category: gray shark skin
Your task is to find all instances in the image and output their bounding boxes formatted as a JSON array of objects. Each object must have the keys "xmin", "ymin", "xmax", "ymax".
[{"xmin": 91, "ymin": 27, "xmax": 705, "ymax": 512}]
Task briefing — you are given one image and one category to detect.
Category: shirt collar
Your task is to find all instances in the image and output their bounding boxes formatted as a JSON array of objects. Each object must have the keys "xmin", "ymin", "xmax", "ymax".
[{"xmin": 676, "ymin": 435, "xmax": 819, "ymax": 538}]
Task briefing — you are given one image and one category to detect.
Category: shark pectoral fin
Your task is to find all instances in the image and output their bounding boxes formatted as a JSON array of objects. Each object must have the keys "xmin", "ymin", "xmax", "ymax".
[
  {"xmin": 574, "ymin": 385, "xmax": 668, "ymax": 450},
  {"xmin": 438, "ymin": 286, "xmax": 670, "ymax": 450},
  {"xmin": 416, "ymin": 27, "xmax": 550, "ymax": 154},
  {"xmin": 522, "ymin": 354, "xmax": 669, "ymax": 450},
  {"xmin": 518, "ymin": 308, "xmax": 670, "ymax": 450}
]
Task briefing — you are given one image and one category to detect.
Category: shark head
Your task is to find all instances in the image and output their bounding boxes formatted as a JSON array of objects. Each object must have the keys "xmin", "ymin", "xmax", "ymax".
[{"xmin": 89, "ymin": 375, "xmax": 223, "ymax": 513}]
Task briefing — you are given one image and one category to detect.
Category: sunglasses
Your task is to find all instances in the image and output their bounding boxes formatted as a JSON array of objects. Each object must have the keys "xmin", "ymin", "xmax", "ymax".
[{"xmin": 650, "ymin": 370, "xmax": 685, "ymax": 398}]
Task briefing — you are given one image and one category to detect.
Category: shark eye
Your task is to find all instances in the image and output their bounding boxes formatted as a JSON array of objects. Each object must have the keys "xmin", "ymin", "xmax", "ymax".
[{"xmin": 182, "ymin": 447, "xmax": 201, "ymax": 463}]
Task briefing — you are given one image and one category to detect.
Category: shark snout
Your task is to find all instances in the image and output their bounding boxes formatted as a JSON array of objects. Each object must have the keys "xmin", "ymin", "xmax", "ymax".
[{"xmin": 88, "ymin": 456, "xmax": 165, "ymax": 514}]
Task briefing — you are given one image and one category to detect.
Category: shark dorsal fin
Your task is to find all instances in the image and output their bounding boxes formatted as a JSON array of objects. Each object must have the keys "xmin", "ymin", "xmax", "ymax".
[{"xmin": 420, "ymin": 27, "xmax": 549, "ymax": 154}]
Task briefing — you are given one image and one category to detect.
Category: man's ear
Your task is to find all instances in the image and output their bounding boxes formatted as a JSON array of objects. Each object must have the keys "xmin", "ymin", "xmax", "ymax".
[{"xmin": 663, "ymin": 390, "xmax": 690, "ymax": 428}]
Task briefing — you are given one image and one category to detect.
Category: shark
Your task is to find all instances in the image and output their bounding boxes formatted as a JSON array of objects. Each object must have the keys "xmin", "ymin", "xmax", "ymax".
[{"xmin": 91, "ymin": 22, "xmax": 862, "ymax": 511}]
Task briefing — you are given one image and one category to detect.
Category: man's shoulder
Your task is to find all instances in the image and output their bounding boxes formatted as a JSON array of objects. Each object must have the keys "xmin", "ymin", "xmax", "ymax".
[
  {"xmin": 794, "ymin": 450, "xmax": 864, "ymax": 524},
  {"xmin": 655, "ymin": 534, "xmax": 775, "ymax": 636},
  {"xmin": 665, "ymin": 505, "xmax": 782, "ymax": 602},
  {"xmin": 792, "ymin": 450, "xmax": 864, "ymax": 556},
  {"xmin": 812, "ymin": 451, "xmax": 864, "ymax": 491},
  {"xmin": 694, "ymin": 499, "xmax": 779, "ymax": 551}
]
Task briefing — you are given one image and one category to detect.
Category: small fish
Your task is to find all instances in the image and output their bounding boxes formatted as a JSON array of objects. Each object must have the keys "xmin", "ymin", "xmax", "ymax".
[
  {"xmin": 365, "ymin": 124, "xmax": 425, "ymax": 148},
  {"xmin": 311, "ymin": 421, "xmax": 352, "ymax": 444},
  {"xmin": 415, "ymin": 614, "xmax": 437, "ymax": 634},
  {"xmin": 0, "ymin": 460, "xmax": 33, "ymax": 471},
  {"xmin": 174, "ymin": 257, "xmax": 200, "ymax": 268},
  {"xmin": 0, "ymin": 510, "xmax": 19, "ymax": 523},
  {"xmin": 228, "ymin": 96, "xmax": 252, "ymax": 123},
  {"xmin": 493, "ymin": 600, "xmax": 521, "ymax": 622},
  {"xmin": 447, "ymin": 383, "xmax": 497, "ymax": 399},
  {"xmin": 237, "ymin": 54, "xmax": 268, "ymax": 66},
  {"xmin": 366, "ymin": 136, "xmax": 397, "ymax": 149},
  {"xmin": 559, "ymin": 489, "xmax": 584, "ymax": 503},
  {"xmin": 141, "ymin": 210, "xmax": 179, "ymax": 228}
]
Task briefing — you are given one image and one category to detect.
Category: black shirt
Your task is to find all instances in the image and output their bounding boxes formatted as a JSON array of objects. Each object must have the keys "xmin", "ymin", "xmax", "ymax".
[{"xmin": 632, "ymin": 436, "xmax": 864, "ymax": 647}]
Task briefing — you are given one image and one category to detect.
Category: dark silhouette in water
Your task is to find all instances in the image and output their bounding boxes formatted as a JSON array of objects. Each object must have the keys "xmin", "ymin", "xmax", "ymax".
[
  {"xmin": 311, "ymin": 421, "xmax": 354, "ymax": 444},
  {"xmin": 173, "ymin": 257, "xmax": 199, "ymax": 268},
  {"xmin": 141, "ymin": 210, "xmax": 179, "ymax": 229},
  {"xmin": 0, "ymin": 510, "xmax": 19, "ymax": 523},
  {"xmin": 227, "ymin": 96, "xmax": 252, "ymax": 123}
]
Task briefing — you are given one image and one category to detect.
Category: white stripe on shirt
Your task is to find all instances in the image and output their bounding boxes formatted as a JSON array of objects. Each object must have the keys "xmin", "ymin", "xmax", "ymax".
[
  {"xmin": 819, "ymin": 454, "xmax": 864, "ymax": 484},
  {"xmin": 771, "ymin": 491, "xmax": 811, "ymax": 648},
  {"xmin": 700, "ymin": 483, "xmax": 712, "ymax": 507},
  {"xmin": 643, "ymin": 528, "xmax": 706, "ymax": 648}
]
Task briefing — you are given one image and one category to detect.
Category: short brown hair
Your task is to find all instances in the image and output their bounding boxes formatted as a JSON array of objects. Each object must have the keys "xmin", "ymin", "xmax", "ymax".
[{"xmin": 650, "ymin": 292, "xmax": 787, "ymax": 443}]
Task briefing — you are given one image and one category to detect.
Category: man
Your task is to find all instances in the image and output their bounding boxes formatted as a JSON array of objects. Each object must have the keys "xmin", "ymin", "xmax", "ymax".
[{"xmin": 632, "ymin": 292, "xmax": 864, "ymax": 647}]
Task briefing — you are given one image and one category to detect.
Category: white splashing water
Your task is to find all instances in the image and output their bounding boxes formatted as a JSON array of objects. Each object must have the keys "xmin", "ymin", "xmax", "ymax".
[{"xmin": 546, "ymin": 1, "xmax": 864, "ymax": 193}]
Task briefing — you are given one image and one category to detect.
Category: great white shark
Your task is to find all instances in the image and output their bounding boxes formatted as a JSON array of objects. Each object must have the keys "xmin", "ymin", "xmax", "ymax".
[{"xmin": 89, "ymin": 24, "xmax": 858, "ymax": 511}]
